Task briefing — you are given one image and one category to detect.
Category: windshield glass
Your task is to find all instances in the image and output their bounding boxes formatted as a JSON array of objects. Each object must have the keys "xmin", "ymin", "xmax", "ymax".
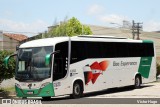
[{"xmin": 15, "ymin": 46, "xmax": 53, "ymax": 82}]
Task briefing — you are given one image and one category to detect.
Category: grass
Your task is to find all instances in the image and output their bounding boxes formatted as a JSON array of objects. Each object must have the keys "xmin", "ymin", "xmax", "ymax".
[
  {"xmin": 1, "ymin": 87, "xmax": 15, "ymax": 92},
  {"xmin": 0, "ymin": 86, "xmax": 15, "ymax": 98}
]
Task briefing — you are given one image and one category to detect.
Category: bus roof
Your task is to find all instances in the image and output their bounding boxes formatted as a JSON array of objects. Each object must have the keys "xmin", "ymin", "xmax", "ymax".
[
  {"xmin": 71, "ymin": 35, "xmax": 143, "ymax": 43},
  {"xmin": 19, "ymin": 35, "xmax": 152, "ymax": 48},
  {"xmin": 19, "ymin": 37, "xmax": 69, "ymax": 48}
]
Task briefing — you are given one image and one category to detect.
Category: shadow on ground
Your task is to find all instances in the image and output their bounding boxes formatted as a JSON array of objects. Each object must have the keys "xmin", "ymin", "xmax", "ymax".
[
  {"xmin": 40, "ymin": 84, "xmax": 154, "ymax": 102},
  {"xmin": 84, "ymin": 85, "xmax": 153, "ymax": 97},
  {"xmin": 0, "ymin": 89, "xmax": 14, "ymax": 99}
]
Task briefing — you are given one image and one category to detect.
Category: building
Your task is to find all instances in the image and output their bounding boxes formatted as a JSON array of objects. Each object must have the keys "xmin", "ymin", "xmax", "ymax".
[{"xmin": 0, "ymin": 31, "xmax": 28, "ymax": 51}]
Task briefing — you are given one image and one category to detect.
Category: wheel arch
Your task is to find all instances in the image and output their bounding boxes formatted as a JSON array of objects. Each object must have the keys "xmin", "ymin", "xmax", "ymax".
[
  {"xmin": 134, "ymin": 73, "xmax": 142, "ymax": 84},
  {"xmin": 71, "ymin": 78, "xmax": 84, "ymax": 92}
]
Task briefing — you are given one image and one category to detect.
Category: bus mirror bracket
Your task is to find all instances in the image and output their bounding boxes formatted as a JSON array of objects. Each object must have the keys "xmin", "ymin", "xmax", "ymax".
[
  {"xmin": 4, "ymin": 53, "xmax": 17, "ymax": 68},
  {"xmin": 45, "ymin": 50, "xmax": 60, "ymax": 66}
]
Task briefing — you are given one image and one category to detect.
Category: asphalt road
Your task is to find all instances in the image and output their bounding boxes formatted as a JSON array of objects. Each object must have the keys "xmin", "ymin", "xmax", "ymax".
[
  {"xmin": 41, "ymin": 82, "xmax": 160, "ymax": 104},
  {"xmin": 1, "ymin": 82, "xmax": 160, "ymax": 104}
]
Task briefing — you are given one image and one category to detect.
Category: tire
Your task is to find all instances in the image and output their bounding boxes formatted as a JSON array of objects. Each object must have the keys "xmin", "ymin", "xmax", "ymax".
[
  {"xmin": 42, "ymin": 97, "xmax": 51, "ymax": 100},
  {"xmin": 71, "ymin": 82, "xmax": 83, "ymax": 99},
  {"xmin": 135, "ymin": 76, "xmax": 141, "ymax": 89}
]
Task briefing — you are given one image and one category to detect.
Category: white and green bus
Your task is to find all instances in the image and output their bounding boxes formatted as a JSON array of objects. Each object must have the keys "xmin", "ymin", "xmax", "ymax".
[{"xmin": 4, "ymin": 35, "xmax": 156, "ymax": 99}]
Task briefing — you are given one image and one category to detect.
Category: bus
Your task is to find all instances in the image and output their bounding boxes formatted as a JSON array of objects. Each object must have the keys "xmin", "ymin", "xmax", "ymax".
[{"xmin": 4, "ymin": 35, "xmax": 156, "ymax": 99}]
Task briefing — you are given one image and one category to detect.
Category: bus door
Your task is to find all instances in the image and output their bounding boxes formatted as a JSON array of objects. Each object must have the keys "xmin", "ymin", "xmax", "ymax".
[{"xmin": 52, "ymin": 41, "xmax": 70, "ymax": 96}]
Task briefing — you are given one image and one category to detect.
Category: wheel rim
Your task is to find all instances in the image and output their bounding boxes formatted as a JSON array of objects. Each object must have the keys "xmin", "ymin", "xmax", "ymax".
[
  {"xmin": 74, "ymin": 84, "xmax": 80, "ymax": 95},
  {"xmin": 136, "ymin": 77, "xmax": 140, "ymax": 87}
]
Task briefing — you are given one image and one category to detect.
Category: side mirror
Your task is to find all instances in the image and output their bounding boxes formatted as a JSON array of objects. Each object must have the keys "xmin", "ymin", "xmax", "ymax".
[
  {"xmin": 4, "ymin": 54, "xmax": 17, "ymax": 68},
  {"xmin": 45, "ymin": 50, "xmax": 60, "ymax": 66},
  {"xmin": 45, "ymin": 54, "xmax": 51, "ymax": 66}
]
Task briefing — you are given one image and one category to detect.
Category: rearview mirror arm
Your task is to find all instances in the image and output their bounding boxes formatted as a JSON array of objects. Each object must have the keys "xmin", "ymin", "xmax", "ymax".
[
  {"xmin": 4, "ymin": 53, "xmax": 17, "ymax": 68},
  {"xmin": 50, "ymin": 50, "xmax": 60, "ymax": 56}
]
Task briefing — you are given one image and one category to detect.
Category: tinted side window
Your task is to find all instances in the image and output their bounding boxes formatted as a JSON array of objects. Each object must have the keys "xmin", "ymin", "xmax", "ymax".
[
  {"xmin": 71, "ymin": 41, "xmax": 87, "ymax": 64},
  {"xmin": 71, "ymin": 41, "xmax": 117, "ymax": 63},
  {"xmin": 85, "ymin": 42, "xmax": 105, "ymax": 58},
  {"xmin": 70, "ymin": 41, "xmax": 154, "ymax": 64},
  {"xmin": 114, "ymin": 43, "xmax": 129, "ymax": 57},
  {"xmin": 142, "ymin": 43, "xmax": 154, "ymax": 57},
  {"xmin": 128, "ymin": 43, "xmax": 154, "ymax": 57},
  {"xmin": 100, "ymin": 42, "xmax": 116, "ymax": 58}
]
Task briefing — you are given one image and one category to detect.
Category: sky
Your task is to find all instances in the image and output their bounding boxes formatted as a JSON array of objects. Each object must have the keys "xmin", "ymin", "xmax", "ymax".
[{"xmin": 0, "ymin": 0, "xmax": 160, "ymax": 36}]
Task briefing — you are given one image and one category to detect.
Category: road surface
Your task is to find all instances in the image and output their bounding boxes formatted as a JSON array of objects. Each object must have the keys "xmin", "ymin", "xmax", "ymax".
[{"xmin": 1, "ymin": 82, "xmax": 160, "ymax": 104}]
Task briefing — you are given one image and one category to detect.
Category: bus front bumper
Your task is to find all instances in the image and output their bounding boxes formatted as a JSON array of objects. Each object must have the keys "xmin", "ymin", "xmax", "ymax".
[{"xmin": 15, "ymin": 83, "xmax": 55, "ymax": 97}]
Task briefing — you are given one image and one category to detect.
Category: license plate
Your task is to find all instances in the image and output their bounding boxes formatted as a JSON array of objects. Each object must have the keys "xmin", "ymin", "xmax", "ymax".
[{"xmin": 27, "ymin": 91, "xmax": 33, "ymax": 94}]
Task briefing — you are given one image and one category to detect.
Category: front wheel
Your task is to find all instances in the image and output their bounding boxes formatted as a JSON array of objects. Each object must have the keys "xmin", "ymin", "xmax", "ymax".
[
  {"xmin": 71, "ymin": 82, "xmax": 83, "ymax": 99},
  {"xmin": 135, "ymin": 76, "xmax": 141, "ymax": 89}
]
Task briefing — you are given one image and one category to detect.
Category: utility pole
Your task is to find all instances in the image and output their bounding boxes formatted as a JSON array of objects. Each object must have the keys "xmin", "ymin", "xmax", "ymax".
[
  {"xmin": 132, "ymin": 20, "xmax": 135, "ymax": 39},
  {"xmin": 132, "ymin": 20, "xmax": 143, "ymax": 40}
]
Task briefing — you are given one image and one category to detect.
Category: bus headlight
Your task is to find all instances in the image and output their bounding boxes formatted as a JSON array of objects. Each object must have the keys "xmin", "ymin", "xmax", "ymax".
[
  {"xmin": 40, "ymin": 82, "xmax": 50, "ymax": 88},
  {"xmin": 15, "ymin": 83, "xmax": 21, "ymax": 89}
]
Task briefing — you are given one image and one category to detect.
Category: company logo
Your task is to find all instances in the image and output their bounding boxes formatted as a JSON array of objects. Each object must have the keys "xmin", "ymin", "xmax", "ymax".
[{"xmin": 83, "ymin": 60, "xmax": 109, "ymax": 85}]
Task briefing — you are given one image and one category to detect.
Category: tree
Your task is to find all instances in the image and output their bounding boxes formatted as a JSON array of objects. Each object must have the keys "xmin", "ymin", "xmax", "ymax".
[
  {"xmin": 48, "ymin": 17, "xmax": 92, "ymax": 37},
  {"xmin": 0, "ymin": 50, "xmax": 15, "ymax": 85}
]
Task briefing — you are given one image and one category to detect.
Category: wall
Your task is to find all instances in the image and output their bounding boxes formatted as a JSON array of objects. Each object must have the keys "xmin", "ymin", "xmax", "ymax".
[{"xmin": 2, "ymin": 35, "xmax": 19, "ymax": 52}]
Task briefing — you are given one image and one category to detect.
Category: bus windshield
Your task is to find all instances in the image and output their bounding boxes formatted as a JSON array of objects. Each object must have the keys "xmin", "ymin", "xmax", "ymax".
[{"xmin": 15, "ymin": 46, "xmax": 53, "ymax": 82}]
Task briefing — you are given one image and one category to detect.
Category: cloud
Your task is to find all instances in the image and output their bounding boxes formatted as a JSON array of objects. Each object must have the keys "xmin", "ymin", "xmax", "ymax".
[
  {"xmin": 87, "ymin": 4, "xmax": 130, "ymax": 26},
  {"xmin": 0, "ymin": 19, "xmax": 49, "ymax": 36},
  {"xmin": 87, "ymin": 4, "xmax": 105, "ymax": 15},
  {"xmin": 143, "ymin": 20, "xmax": 160, "ymax": 32},
  {"xmin": 99, "ymin": 14, "xmax": 129, "ymax": 25}
]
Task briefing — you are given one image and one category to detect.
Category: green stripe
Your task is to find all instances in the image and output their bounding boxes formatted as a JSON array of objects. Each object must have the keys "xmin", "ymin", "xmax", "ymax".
[
  {"xmin": 15, "ymin": 83, "xmax": 55, "ymax": 97},
  {"xmin": 138, "ymin": 57, "xmax": 152, "ymax": 78},
  {"xmin": 142, "ymin": 40, "xmax": 153, "ymax": 43}
]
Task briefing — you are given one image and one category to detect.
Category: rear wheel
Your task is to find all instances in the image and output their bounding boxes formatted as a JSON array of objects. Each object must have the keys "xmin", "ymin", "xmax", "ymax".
[
  {"xmin": 71, "ymin": 82, "xmax": 83, "ymax": 99},
  {"xmin": 135, "ymin": 76, "xmax": 141, "ymax": 88}
]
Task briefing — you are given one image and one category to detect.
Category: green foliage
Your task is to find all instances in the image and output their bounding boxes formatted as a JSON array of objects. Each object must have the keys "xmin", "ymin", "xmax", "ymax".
[
  {"xmin": 83, "ymin": 25, "xmax": 93, "ymax": 35},
  {"xmin": 157, "ymin": 63, "xmax": 160, "ymax": 76},
  {"xmin": 0, "ymin": 50, "xmax": 16, "ymax": 84},
  {"xmin": 48, "ymin": 17, "xmax": 92, "ymax": 37}
]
